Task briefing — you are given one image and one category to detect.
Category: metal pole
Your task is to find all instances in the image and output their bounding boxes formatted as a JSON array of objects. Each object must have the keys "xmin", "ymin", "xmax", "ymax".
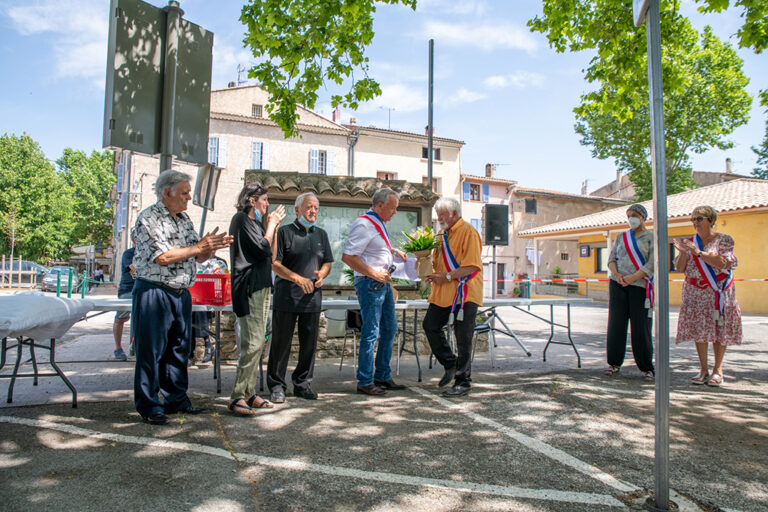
[
  {"xmin": 646, "ymin": 0, "xmax": 671, "ymax": 509},
  {"xmin": 427, "ymin": 39, "xmax": 434, "ymax": 187},
  {"xmin": 198, "ymin": 169, "xmax": 215, "ymax": 238},
  {"xmin": 159, "ymin": 1, "xmax": 183, "ymax": 173}
]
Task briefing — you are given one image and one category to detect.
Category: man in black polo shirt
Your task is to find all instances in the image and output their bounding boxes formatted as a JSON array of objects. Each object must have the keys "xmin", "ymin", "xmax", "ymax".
[{"xmin": 268, "ymin": 192, "xmax": 334, "ymax": 402}]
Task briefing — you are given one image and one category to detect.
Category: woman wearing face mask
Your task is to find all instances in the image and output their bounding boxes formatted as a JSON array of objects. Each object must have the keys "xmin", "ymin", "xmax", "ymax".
[
  {"xmin": 673, "ymin": 206, "xmax": 741, "ymax": 387},
  {"xmin": 604, "ymin": 203, "xmax": 655, "ymax": 382},
  {"xmin": 227, "ymin": 183, "xmax": 286, "ymax": 415}
]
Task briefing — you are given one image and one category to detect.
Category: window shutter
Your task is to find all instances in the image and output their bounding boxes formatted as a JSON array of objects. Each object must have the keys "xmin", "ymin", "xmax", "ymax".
[
  {"xmin": 218, "ymin": 138, "xmax": 227, "ymax": 168},
  {"xmin": 262, "ymin": 143, "xmax": 269, "ymax": 170},
  {"xmin": 482, "ymin": 184, "xmax": 489, "ymax": 202},
  {"xmin": 463, "ymin": 182, "xmax": 470, "ymax": 201},
  {"xmin": 309, "ymin": 149, "xmax": 319, "ymax": 173},
  {"xmin": 327, "ymin": 151, "xmax": 335, "ymax": 175},
  {"xmin": 207, "ymin": 137, "xmax": 219, "ymax": 166},
  {"xmin": 251, "ymin": 141, "xmax": 262, "ymax": 169}
]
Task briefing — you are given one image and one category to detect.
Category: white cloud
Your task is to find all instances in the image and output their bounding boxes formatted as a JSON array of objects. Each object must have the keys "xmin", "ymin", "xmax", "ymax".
[
  {"xmin": 483, "ymin": 71, "xmax": 546, "ymax": 89},
  {"xmin": 211, "ymin": 42, "xmax": 256, "ymax": 88},
  {"xmin": 422, "ymin": 21, "xmax": 538, "ymax": 52},
  {"xmin": 7, "ymin": 0, "xmax": 109, "ymax": 86},
  {"xmin": 445, "ymin": 88, "xmax": 487, "ymax": 104},
  {"xmin": 417, "ymin": 0, "xmax": 488, "ymax": 16},
  {"xmin": 354, "ymin": 83, "xmax": 426, "ymax": 114}
]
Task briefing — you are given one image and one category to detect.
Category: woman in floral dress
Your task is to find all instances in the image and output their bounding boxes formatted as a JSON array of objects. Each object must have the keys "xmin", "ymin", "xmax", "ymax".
[{"xmin": 673, "ymin": 206, "xmax": 742, "ymax": 386}]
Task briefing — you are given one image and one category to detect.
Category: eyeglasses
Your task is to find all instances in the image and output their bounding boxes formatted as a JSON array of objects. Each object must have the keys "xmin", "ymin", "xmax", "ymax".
[
  {"xmin": 248, "ymin": 184, "xmax": 267, "ymax": 197},
  {"xmin": 690, "ymin": 216, "xmax": 707, "ymax": 223}
]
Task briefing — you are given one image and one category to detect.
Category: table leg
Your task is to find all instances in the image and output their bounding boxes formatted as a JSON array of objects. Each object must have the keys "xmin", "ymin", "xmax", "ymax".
[
  {"xmin": 48, "ymin": 338, "xmax": 77, "ymax": 408},
  {"xmin": 0, "ymin": 337, "xmax": 7, "ymax": 370},
  {"xmin": 30, "ymin": 341, "xmax": 38, "ymax": 386},
  {"xmin": 542, "ymin": 305, "xmax": 555, "ymax": 362},
  {"xmin": 215, "ymin": 312, "xmax": 222, "ymax": 394},
  {"xmin": 413, "ymin": 309, "xmax": 421, "ymax": 382},
  {"xmin": 567, "ymin": 304, "xmax": 581, "ymax": 368},
  {"xmin": 6, "ymin": 338, "xmax": 23, "ymax": 404}
]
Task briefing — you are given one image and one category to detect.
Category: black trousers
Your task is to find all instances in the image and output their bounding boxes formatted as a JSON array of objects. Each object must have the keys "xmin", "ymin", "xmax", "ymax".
[
  {"xmin": 606, "ymin": 279, "xmax": 654, "ymax": 373},
  {"xmin": 422, "ymin": 302, "xmax": 479, "ymax": 386},
  {"xmin": 267, "ymin": 310, "xmax": 320, "ymax": 392},
  {"xmin": 132, "ymin": 279, "xmax": 192, "ymax": 417}
]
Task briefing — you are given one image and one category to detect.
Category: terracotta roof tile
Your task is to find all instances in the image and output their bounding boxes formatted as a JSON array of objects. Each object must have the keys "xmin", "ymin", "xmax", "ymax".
[{"xmin": 520, "ymin": 178, "xmax": 768, "ymax": 236}]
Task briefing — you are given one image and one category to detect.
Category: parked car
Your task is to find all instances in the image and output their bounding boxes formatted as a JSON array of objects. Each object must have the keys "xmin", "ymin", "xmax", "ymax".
[
  {"xmin": 0, "ymin": 260, "xmax": 50, "ymax": 286},
  {"xmin": 41, "ymin": 266, "xmax": 82, "ymax": 292}
]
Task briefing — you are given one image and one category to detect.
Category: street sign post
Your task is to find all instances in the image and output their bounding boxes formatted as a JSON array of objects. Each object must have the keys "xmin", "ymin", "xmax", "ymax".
[
  {"xmin": 103, "ymin": 0, "xmax": 213, "ymax": 167},
  {"xmin": 636, "ymin": 1, "xmax": 674, "ymax": 510}
]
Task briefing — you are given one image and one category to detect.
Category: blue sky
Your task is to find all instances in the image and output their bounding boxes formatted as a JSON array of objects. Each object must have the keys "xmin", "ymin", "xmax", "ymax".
[{"xmin": 0, "ymin": 0, "xmax": 765, "ymax": 194}]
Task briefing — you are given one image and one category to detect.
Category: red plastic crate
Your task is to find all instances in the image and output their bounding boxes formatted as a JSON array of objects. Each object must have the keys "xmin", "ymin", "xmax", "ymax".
[{"xmin": 190, "ymin": 273, "xmax": 232, "ymax": 305}]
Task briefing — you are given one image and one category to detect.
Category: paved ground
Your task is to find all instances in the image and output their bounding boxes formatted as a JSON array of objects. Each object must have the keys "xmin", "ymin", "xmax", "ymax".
[{"xmin": 1, "ymin": 291, "xmax": 766, "ymax": 511}]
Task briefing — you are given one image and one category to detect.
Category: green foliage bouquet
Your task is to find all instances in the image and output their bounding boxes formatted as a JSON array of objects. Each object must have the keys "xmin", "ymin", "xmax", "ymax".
[{"xmin": 401, "ymin": 227, "xmax": 441, "ymax": 253}]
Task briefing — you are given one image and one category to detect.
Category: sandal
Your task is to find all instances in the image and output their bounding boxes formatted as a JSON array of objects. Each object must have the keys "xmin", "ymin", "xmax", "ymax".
[
  {"xmin": 706, "ymin": 374, "xmax": 724, "ymax": 387},
  {"xmin": 603, "ymin": 365, "xmax": 621, "ymax": 376},
  {"xmin": 691, "ymin": 372, "xmax": 710, "ymax": 385},
  {"xmin": 229, "ymin": 399, "xmax": 256, "ymax": 416},
  {"xmin": 246, "ymin": 395, "xmax": 274, "ymax": 409},
  {"xmin": 642, "ymin": 371, "xmax": 655, "ymax": 382}
]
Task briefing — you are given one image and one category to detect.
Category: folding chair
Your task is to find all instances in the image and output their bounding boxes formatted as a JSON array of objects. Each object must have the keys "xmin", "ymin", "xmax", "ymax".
[{"xmin": 339, "ymin": 309, "xmax": 362, "ymax": 371}]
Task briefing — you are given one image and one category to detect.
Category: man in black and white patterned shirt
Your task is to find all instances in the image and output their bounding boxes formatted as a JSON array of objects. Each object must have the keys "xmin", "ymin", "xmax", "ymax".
[{"xmin": 132, "ymin": 170, "xmax": 232, "ymax": 425}]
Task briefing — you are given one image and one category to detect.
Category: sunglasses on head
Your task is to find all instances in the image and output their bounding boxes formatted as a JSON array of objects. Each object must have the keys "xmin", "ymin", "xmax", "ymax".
[
  {"xmin": 690, "ymin": 216, "xmax": 707, "ymax": 223},
  {"xmin": 249, "ymin": 184, "xmax": 267, "ymax": 197}
]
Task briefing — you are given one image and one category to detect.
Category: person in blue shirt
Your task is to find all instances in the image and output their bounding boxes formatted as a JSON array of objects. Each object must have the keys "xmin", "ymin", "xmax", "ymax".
[{"xmin": 113, "ymin": 231, "xmax": 136, "ymax": 361}]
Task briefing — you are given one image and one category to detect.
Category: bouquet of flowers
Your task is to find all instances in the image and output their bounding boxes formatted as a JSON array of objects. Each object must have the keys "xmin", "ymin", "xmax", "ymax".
[{"xmin": 402, "ymin": 227, "xmax": 441, "ymax": 278}]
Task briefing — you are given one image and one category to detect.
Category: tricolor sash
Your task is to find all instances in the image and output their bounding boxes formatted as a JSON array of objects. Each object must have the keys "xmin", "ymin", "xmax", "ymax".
[
  {"xmin": 622, "ymin": 229, "xmax": 654, "ymax": 316},
  {"xmin": 690, "ymin": 235, "xmax": 733, "ymax": 324},
  {"xmin": 360, "ymin": 211, "xmax": 392, "ymax": 251},
  {"xmin": 440, "ymin": 231, "xmax": 478, "ymax": 324}
]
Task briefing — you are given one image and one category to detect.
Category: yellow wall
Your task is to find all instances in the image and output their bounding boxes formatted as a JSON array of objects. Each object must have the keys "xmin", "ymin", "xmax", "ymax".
[{"xmin": 575, "ymin": 210, "xmax": 768, "ymax": 314}]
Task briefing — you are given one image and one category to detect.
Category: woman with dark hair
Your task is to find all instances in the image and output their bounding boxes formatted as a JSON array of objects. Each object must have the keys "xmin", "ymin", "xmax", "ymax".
[
  {"xmin": 604, "ymin": 203, "xmax": 655, "ymax": 382},
  {"xmin": 228, "ymin": 183, "xmax": 286, "ymax": 415},
  {"xmin": 673, "ymin": 206, "xmax": 741, "ymax": 387}
]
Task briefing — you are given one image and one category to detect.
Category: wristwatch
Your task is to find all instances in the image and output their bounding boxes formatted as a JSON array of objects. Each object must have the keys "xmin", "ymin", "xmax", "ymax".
[{"xmin": 446, "ymin": 272, "xmax": 452, "ymax": 281}]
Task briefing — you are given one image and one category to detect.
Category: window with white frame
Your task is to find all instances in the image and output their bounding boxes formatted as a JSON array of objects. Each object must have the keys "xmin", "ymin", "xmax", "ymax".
[
  {"xmin": 251, "ymin": 104, "xmax": 263, "ymax": 117},
  {"xmin": 251, "ymin": 141, "xmax": 269, "ymax": 170},
  {"xmin": 421, "ymin": 147, "xmax": 441, "ymax": 160},
  {"xmin": 422, "ymin": 176, "xmax": 442, "ymax": 194},
  {"xmin": 309, "ymin": 149, "xmax": 334, "ymax": 174},
  {"xmin": 207, "ymin": 137, "xmax": 227, "ymax": 168},
  {"xmin": 377, "ymin": 171, "xmax": 397, "ymax": 180}
]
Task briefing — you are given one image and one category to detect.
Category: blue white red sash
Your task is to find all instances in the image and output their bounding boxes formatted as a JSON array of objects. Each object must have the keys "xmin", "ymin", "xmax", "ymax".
[
  {"xmin": 690, "ymin": 235, "xmax": 733, "ymax": 323},
  {"xmin": 440, "ymin": 231, "xmax": 478, "ymax": 324},
  {"xmin": 622, "ymin": 230, "xmax": 654, "ymax": 314},
  {"xmin": 360, "ymin": 211, "xmax": 392, "ymax": 251}
]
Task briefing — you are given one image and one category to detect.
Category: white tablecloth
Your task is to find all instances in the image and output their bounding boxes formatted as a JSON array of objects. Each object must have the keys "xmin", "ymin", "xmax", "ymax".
[{"xmin": 0, "ymin": 294, "xmax": 94, "ymax": 340}]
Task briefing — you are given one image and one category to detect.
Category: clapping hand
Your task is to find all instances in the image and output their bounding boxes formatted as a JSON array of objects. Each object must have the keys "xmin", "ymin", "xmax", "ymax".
[
  {"xmin": 267, "ymin": 204, "xmax": 286, "ymax": 226},
  {"xmin": 673, "ymin": 238, "xmax": 695, "ymax": 254},
  {"xmin": 198, "ymin": 227, "xmax": 233, "ymax": 260}
]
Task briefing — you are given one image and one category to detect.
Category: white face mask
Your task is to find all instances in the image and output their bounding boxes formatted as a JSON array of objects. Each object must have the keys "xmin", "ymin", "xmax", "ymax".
[{"xmin": 628, "ymin": 217, "xmax": 642, "ymax": 229}]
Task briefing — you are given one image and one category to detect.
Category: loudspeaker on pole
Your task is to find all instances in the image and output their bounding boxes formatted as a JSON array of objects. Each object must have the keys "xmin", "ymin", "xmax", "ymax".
[{"xmin": 484, "ymin": 204, "xmax": 509, "ymax": 246}]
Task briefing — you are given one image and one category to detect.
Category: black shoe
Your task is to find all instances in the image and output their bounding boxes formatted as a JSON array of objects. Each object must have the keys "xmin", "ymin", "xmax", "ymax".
[
  {"xmin": 201, "ymin": 345, "xmax": 213, "ymax": 364},
  {"xmin": 141, "ymin": 413, "xmax": 169, "ymax": 425},
  {"xmin": 172, "ymin": 404, "xmax": 207, "ymax": 415},
  {"xmin": 294, "ymin": 387, "xmax": 318, "ymax": 400},
  {"xmin": 442, "ymin": 383, "xmax": 470, "ymax": 397},
  {"xmin": 357, "ymin": 385, "xmax": 387, "ymax": 396},
  {"xmin": 438, "ymin": 367, "xmax": 456, "ymax": 388},
  {"xmin": 270, "ymin": 389, "xmax": 286, "ymax": 403},
  {"xmin": 374, "ymin": 379, "xmax": 407, "ymax": 390}
]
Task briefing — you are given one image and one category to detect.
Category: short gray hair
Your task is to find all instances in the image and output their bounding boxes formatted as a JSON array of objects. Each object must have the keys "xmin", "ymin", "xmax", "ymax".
[
  {"xmin": 295, "ymin": 192, "xmax": 319, "ymax": 209},
  {"xmin": 434, "ymin": 197, "xmax": 461, "ymax": 216},
  {"xmin": 155, "ymin": 170, "xmax": 192, "ymax": 199},
  {"xmin": 372, "ymin": 188, "xmax": 399, "ymax": 208}
]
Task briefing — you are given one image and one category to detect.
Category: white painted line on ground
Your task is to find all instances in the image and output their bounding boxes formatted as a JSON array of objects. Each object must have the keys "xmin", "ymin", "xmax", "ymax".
[
  {"xmin": 410, "ymin": 387, "xmax": 640, "ymax": 494},
  {"xmin": 0, "ymin": 415, "xmax": 626, "ymax": 508}
]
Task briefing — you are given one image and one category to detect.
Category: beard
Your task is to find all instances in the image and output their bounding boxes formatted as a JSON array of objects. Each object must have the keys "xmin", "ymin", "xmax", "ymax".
[{"xmin": 438, "ymin": 221, "xmax": 447, "ymax": 230}]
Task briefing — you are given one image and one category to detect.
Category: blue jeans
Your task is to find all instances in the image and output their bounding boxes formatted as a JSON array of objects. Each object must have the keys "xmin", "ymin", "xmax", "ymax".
[{"xmin": 354, "ymin": 277, "xmax": 398, "ymax": 387}]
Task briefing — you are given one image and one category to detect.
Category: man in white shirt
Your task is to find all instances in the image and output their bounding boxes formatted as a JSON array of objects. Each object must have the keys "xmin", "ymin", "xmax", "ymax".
[{"xmin": 342, "ymin": 188, "xmax": 407, "ymax": 395}]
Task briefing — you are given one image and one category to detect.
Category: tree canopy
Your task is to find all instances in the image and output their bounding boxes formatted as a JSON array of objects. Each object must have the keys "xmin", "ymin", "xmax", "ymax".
[
  {"xmin": 57, "ymin": 148, "xmax": 115, "ymax": 248},
  {"xmin": 241, "ymin": 0, "xmax": 416, "ymax": 137},
  {"xmin": 752, "ymin": 123, "xmax": 768, "ymax": 179},
  {"xmin": 529, "ymin": 2, "xmax": 752, "ymax": 200},
  {"xmin": 0, "ymin": 133, "xmax": 74, "ymax": 261}
]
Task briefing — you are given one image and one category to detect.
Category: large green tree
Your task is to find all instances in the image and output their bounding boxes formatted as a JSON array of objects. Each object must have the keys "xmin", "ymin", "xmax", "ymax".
[
  {"xmin": 0, "ymin": 133, "xmax": 74, "ymax": 261},
  {"xmin": 530, "ymin": 2, "xmax": 751, "ymax": 200},
  {"xmin": 241, "ymin": 0, "xmax": 416, "ymax": 137},
  {"xmin": 56, "ymin": 148, "xmax": 115, "ymax": 248},
  {"xmin": 752, "ymin": 123, "xmax": 768, "ymax": 179}
]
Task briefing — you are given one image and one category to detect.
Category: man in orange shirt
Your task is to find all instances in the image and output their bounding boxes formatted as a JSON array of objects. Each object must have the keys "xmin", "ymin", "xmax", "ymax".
[{"xmin": 424, "ymin": 197, "xmax": 483, "ymax": 397}]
